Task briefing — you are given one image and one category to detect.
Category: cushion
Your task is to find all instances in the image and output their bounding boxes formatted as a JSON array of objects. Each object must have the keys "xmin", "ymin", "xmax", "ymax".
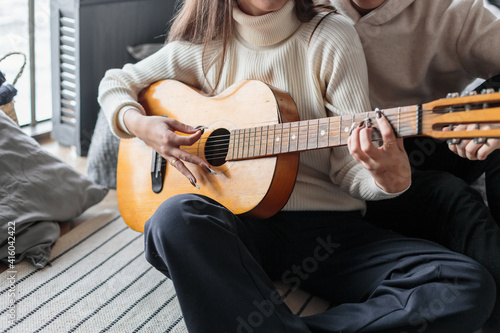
[
  {"xmin": 0, "ymin": 111, "xmax": 108, "ymax": 268},
  {"xmin": 86, "ymin": 109, "xmax": 120, "ymax": 189},
  {"xmin": 126, "ymin": 43, "xmax": 163, "ymax": 61},
  {"xmin": 85, "ymin": 42, "xmax": 164, "ymax": 188}
]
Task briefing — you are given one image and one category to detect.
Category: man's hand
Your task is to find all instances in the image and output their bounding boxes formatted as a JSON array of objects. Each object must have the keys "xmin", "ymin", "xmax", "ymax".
[
  {"xmin": 348, "ymin": 111, "xmax": 411, "ymax": 194},
  {"xmin": 447, "ymin": 123, "xmax": 500, "ymax": 160}
]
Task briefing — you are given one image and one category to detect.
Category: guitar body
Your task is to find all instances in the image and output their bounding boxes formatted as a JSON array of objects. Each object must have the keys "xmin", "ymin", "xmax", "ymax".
[{"xmin": 117, "ymin": 80, "xmax": 300, "ymax": 232}]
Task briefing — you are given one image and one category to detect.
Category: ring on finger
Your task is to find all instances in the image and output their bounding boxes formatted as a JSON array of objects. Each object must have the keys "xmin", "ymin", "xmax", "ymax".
[
  {"xmin": 170, "ymin": 158, "xmax": 179, "ymax": 166},
  {"xmin": 384, "ymin": 140, "xmax": 396, "ymax": 146}
]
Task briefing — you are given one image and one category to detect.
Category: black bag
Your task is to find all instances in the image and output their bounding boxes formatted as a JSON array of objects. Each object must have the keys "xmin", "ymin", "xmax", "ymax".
[{"xmin": 0, "ymin": 52, "xmax": 26, "ymax": 125}]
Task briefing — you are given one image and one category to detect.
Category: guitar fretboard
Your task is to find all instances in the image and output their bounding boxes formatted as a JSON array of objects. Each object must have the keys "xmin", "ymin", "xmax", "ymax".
[{"xmin": 226, "ymin": 105, "xmax": 421, "ymax": 160}]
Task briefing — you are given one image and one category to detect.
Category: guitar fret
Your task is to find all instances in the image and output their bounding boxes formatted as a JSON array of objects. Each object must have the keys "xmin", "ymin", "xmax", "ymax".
[
  {"xmin": 329, "ymin": 117, "xmax": 340, "ymax": 147},
  {"xmin": 318, "ymin": 118, "xmax": 329, "ymax": 148},
  {"xmin": 290, "ymin": 122, "xmax": 299, "ymax": 152},
  {"xmin": 232, "ymin": 129, "xmax": 239, "ymax": 159},
  {"xmin": 281, "ymin": 123, "xmax": 291, "ymax": 153},
  {"xmin": 250, "ymin": 128, "xmax": 259, "ymax": 157},
  {"xmin": 250, "ymin": 127, "xmax": 256, "ymax": 157},
  {"xmin": 304, "ymin": 121, "xmax": 310, "ymax": 150},
  {"xmin": 237, "ymin": 129, "xmax": 243, "ymax": 159},
  {"xmin": 242, "ymin": 128, "xmax": 249, "ymax": 158},
  {"xmin": 234, "ymin": 129, "xmax": 239, "ymax": 159},
  {"xmin": 274, "ymin": 124, "xmax": 282, "ymax": 155},
  {"xmin": 338, "ymin": 115, "xmax": 342, "ymax": 146},
  {"xmin": 416, "ymin": 105, "xmax": 421, "ymax": 136},
  {"xmin": 398, "ymin": 107, "xmax": 401, "ymax": 137},
  {"xmin": 248, "ymin": 128, "xmax": 253, "ymax": 157},
  {"xmin": 240, "ymin": 129, "xmax": 245, "ymax": 158},
  {"xmin": 255, "ymin": 126, "xmax": 261, "ymax": 157},
  {"xmin": 227, "ymin": 131, "xmax": 235, "ymax": 160},
  {"xmin": 261, "ymin": 126, "xmax": 268, "ymax": 156},
  {"xmin": 340, "ymin": 115, "xmax": 353, "ymax": 146},
  {"xmin": 266, "ymin": 125, "xmax": 275, "ymax": 156},
  {"xmin": 297, "ymin": 121, "xmax": 306, "ymax": 151},
  {"xmin": 307, "ymin": 119, "xmax": 319, "ymax": 150},
  {"xmin": 249, "ymin": 127, "xmax": 255, "ymax": 157}
]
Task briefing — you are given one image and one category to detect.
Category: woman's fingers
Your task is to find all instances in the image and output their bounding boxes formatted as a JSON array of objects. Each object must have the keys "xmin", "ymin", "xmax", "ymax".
[
  {"xmin": 134, "ymin": 115, "xmax": 215, "ymax": 187},
  {"xmin": 375, "ymin": 110, "xmax": 404, "ymax": 151},
  {"xmin": 166, "ymin": 154, "xmax": 201, "ymax": 189}
]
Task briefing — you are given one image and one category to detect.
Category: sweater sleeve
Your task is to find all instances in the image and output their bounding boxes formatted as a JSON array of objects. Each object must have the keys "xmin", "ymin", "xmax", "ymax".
[
  {"xmin": 97, "ymin": 42, "xmax": 204, "ymax": 138},
  {"xmin": 455, "ymin": 0, "xmax": 500, "ymax": 79},
  {"xmin": 310, "ymin": 14, "xmax": 404, "ymax": 201}
]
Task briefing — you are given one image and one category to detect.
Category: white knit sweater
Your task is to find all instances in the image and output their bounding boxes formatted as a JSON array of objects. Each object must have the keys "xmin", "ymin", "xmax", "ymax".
[{"xmin": 98, "ymin": 0, "xmax": 400, "ymax": 213}]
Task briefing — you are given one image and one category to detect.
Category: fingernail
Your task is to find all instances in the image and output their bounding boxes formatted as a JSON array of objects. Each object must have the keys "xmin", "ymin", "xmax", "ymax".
[
  {"xmin": 203, "ymin": 165, "xmax": 217, "ymax": 174},
  {"xmin": 189, "ymin": 178, "xmax": 200, "ymax": 189},
  {"xmin": 349, "ymin": 122, "xmax": 356, "ymax": 136},
  {"xmin": 193, "ymin": 125, "xmax": 208, "ymax": 135},
  {"xmin": 357, "ymin": 120, "xmax": 365, "ymax": 128},
  {"xmin": 375, "ymin": 108, "xmax": 383, "ymax": 119}
]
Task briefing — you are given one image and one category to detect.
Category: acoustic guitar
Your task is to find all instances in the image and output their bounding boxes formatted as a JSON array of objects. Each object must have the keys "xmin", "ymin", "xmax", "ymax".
[{"xmin": 117, "ymin": 80, "xmax": 500, "ymax": 232}]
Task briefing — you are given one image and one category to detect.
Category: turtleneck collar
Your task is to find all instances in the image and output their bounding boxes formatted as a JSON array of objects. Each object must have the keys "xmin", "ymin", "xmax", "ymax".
[{"xmin": 233, "ymin": 0, "xmax": 301, "ymax": 47}]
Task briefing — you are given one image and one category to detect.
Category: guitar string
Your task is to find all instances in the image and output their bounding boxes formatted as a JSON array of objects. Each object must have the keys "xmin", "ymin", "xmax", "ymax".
[
  {"xmin": 177, "ymin": 106, "xmax": 492, "ymax": 147},
  {"xmin": 161, "ymin": 111, "xmax": 495, "ymax": 159},
  {"xmin": 176, "ymin": 113, "xmax": 421, "ymax": 159}
]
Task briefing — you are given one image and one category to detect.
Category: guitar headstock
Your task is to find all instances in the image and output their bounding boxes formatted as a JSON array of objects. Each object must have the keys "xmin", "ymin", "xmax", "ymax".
[
  {"xmin": 425, "ymin": 89, "xmax": 500, "ymax": 112},
  {"xmin": 421, "ymin": 89, "xmax": 500, "ymax": 140}
]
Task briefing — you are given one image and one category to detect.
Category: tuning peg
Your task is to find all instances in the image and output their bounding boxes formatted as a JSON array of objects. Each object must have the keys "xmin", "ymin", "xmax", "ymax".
[
  {"xmin": 462, "ymin": 91, "xmax": 478, "ymax": 111},
  {"xmin": 446, "ymin": 92, "xmax": 460, "ymax": 98},
  {"xmin": 481, "ymin": 88, "xmax": 495, "ymax": 94}
]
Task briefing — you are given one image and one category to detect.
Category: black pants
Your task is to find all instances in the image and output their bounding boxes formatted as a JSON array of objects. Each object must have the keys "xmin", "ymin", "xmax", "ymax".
[
  {"xmin": 145, "ymin": 194, "xmax": 495, "ymax": 333},
  {"xmin": 366, "ymin": 75, "xmax": 500, "ymax": 329},
  {"xmin": 366, "ymin": 139, "xmax": 500, "ymax": 330},
  {"xmin": 403, "ymin": 137, "xmax": 500, "ymax": 223}
]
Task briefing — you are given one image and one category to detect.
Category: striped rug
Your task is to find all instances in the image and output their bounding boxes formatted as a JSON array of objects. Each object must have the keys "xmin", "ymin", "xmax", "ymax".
[{"xmin": 0, "ymin": 210, "xmax": 329, "ymax": 333}]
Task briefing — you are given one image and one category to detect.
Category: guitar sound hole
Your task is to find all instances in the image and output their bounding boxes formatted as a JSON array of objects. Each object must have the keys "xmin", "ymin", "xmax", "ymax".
[{"xmin": 205, "ymin": 128, "xmax": 230, "ymax": 167}]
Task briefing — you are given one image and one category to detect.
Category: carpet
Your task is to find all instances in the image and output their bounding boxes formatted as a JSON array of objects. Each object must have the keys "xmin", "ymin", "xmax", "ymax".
[
  {"xmin": 0, "ymin": 209, "xmax": 329, "ymax": 333},
  {"xmin": 0, "ymin": 210, "xmax": 186, "ymax": 333}
]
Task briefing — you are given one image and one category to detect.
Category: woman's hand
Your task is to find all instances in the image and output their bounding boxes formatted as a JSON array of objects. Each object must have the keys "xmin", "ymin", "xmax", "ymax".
[
  {"xmin": 348, "ymin": 111, "xmax": 411, "ymax": 194},
  {"xmin": 447, "ymin": 123, "xmax": 500, "ymax": 161},
  {"xmin": 124, "ymin": 109, "xmax": 214, "ymax": 188}
]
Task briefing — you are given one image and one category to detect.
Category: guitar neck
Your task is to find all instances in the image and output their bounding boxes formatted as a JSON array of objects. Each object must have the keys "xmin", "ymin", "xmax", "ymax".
[{"xmin": 226, "ymin": 105, "xmax": 421, "ymax": 160}]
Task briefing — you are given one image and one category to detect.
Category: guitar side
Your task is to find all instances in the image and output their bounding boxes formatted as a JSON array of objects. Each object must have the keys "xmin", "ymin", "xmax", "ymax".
[{"xmin": 117, "ymin": 80, "xmax": 300, "ymax": 232}]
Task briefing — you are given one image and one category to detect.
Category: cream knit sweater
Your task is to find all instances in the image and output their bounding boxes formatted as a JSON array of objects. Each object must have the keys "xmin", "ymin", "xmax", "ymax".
[
  {"xmin": 331, "ymin": 0, "xmax": 500, "ymax": 109},
  {"xmin": 98, "ymin": 0, "xmax": 400, "ymax": 213}
]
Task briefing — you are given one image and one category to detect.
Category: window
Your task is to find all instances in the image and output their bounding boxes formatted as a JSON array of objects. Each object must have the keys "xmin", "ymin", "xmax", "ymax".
[{"xmin": 0, "ymin": 0, "xmax": 51, "ymax": 128}]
